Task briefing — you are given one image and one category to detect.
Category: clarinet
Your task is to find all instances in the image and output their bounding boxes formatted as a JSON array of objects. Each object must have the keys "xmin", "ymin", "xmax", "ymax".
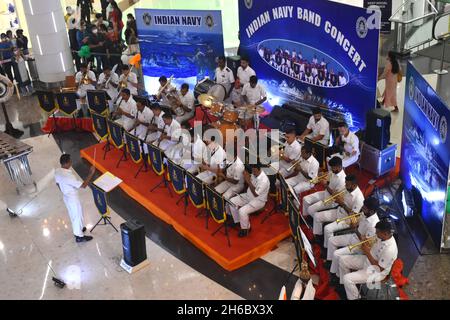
[
  {"xmin": 143, "ymin": 114, "xmax": 156, "ymax": 143},
  {"xmin": 157, "ymin": 124, "xmax": 168, "ymax": 147},
  {"xmin": 110, "ymin": 96, "xmax": 123, "ymax": 120}
]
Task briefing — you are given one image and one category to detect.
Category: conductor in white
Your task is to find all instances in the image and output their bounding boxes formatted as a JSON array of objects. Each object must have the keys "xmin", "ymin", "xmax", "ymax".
[{"xmin": 55, "ymin": 154, "xmax": 96, "ymax": 243}]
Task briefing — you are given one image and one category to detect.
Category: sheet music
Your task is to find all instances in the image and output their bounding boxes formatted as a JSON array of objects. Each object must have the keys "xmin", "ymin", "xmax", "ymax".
[
  {"xmin": 93, "ymin": 172, "xmax": 122, "ymax": 192},
  {"xmin": 298, "ymin": 226, "xmax": 316, "ymax": 267}
]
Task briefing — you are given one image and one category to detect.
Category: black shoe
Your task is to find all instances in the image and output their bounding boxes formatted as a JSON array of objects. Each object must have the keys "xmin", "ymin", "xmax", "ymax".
[
  {"xmin": 225, "ymin": 219, "xmax": 238, "ymax": 227},
  {"xmin": 238, "ymin": 228, "xmax": 251, "ymax": 238},
  {"xmin": 75, "ymin": 235, "xmax": 93, "ymax": 243},
  {"xmin": 82, "ymin": 227, "xmax": 87, "ymax": 233}
]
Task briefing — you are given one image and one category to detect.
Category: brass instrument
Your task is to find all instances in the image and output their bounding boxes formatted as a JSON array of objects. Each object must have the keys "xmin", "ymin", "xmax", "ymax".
[
  {"xmin": 157, "ymin": 75, "xmax": 174, "ymax": 97},
  {"xmin": 287, "ymin": 157, "xmax": 303, "ymax": 172},
  {"xmin": 348, "ymin": 236, "xmax": 377, "ymax": 252},
  {"xmin": 323, "ymin": 189, "xmax": 346, "ymax": 204},
  {"xmin": 309, "ymin": 172, "xmax": 329, "ymax": 184},
  {"xmin": 119, "ymin": 66, "xmax": 134, "ymax": 91},
  {"xmin": 336, "ymin": 212, "xmax": 361, "ymax": 224},
  {"xmin": 81, "ymin": 62, "xmax": 91, "ymax": 85}
]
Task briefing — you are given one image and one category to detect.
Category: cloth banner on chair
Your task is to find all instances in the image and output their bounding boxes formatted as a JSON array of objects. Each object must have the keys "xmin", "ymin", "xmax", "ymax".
[
  {"xmin": 91, "ymin": 112, "xmax": 109, "ymax": 140},
  {"xmin": 91, "ymin": 184, "xmax": 109, "ymax": 217},
  {"xmin": 167, "ymin": 160, "xmax": 186, "ymax": 194},
  {"xmin": 107, "ymin": 120, "xmax": 124, "ymax": 149},
  {"xmin": 36, "ymin": 90, "xmax": 57, "ymax": 113},
  {"xmin": 87, "ymin": 90, "xmax": 108, "ymax": 115},
  {"xmin": 148, "ymin": 143, "xmax": 164, "ymax": 176},
  {"xmin": 55, "ymin": 92, "xmax": 78, "ymax": 116},
  {"xmin": 205, "ymin": 185, "xmax": 226, "ymax": 223},
  {"xmin": 125, "ymin": 132, "xmax": 143, "ymax": 164},
  {"xmin": 186, "ymin": 172, "xmax": 205, "ymax": 209}
]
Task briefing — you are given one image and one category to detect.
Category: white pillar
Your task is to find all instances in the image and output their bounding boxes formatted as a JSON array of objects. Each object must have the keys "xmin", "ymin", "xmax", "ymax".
[{"xmin": 21, "ymin": 0, "xmax": 74, "ymax": 83}]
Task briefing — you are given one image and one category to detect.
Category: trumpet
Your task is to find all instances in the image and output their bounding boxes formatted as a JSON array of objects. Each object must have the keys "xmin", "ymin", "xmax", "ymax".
[
  {"xmin": 157, "ymin": 75, "xmax": 174, "ymax": 97},
  {"xmin": 287, "ymin": 158, "xmax": 303, "ymax": 172},
  {"xmin": 309, "ymin": 172, "xmax": 329, "ymax": 184},
  {"xmin": 323, "ymin": 189, "xmax": 346, "ymax": 204},
  {"xmin": 81, "ymin": 62, "xmax": 91, "ymax": 85},
  {"xmin": 336, "ymin": 212, "xmax": 361, "ymax": 224},
  {"xmin": 348, "ymin": 236, "xmax": 377, "ymax": 252}
]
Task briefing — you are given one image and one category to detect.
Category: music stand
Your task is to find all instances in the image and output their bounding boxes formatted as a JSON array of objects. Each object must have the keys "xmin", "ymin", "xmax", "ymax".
[
  {"xmin": 167, "ymin": 159, "xmax": 188, "ymax": 215},
  {"xmin": 55, "ymin": 91, "xmax": 79, "ymax": 131},
  {"xmin": 87, "ymin": 90, "xmax": 110, "ymax": 115},
  {"xmin": 148, "ymin": 143, "xmax": 172, "ymax": 197},
  {"xmin": 90, "ymin": 184, "xmax": 119, "ymax": 233},
  {"xmin": 206, "ymin": 184, "xmax": 231, "ymax": 247},
  {"xmin": 124, "ymin": 132, "xmax": 148, "ymax": 178},
  {"xmin": 305, "ymin": 137, "xmax": 328, "ymax": 169},
  {"xmin": 186, "ymin": 171, "xmax": 208, "ymax": 228},
  {"xmin": 36, "ymin": 90, "xmax": 59, "ymax": 137},
  {"xmin": 107, "ymin": 120, "xmax": 128, "ymax": 167},
  {"xmin": 261, "ymin": 173, "xmax": 284, "ymax": 224},
  {"xmin": 91, "ymin": 111, "xmax": 109, "ymax": 142}
]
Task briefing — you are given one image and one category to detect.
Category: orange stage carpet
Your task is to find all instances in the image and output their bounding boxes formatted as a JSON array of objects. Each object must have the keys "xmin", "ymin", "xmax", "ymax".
[{"xmin": 81, "ymin": 142, "xmax": 291, "ymax": 271}]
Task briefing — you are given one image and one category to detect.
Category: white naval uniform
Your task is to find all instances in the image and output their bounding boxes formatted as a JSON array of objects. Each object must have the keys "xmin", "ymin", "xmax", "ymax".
[
  {"xmin": 158, "ymin": 83, "xmax": 177, "ymax": 107},
  {"xmin": 279, "ymin": 140, "xmax": 302, "ymax": 178},
  {"xmin": 241, "ymin": 83, "xmax": 267, "ymax": 105},
  {"xmin": 54, "ymin": 168, "xmax": 85, "ymax": 238},
  {"xmin": 75, "ymin": 70, "xmax": 96, "ymax": 99},
  {"xmin": 215, "ymin": 66, "xmax": 235, "ymax": 94},
  {"xmin": 180, "ymin": 137, "xmax": 207, "ymax": 174},
  {"xmin": 313, "ymin": 187, "xmax": 364, "ymax": 236},
  {"xmin": 228, "ymin": 171, "xmax": 270, "ymax": 229},
  {"xmin": 166, "ymin": 130, "xmax": 191, "ymax": 164},
  {"xmin": 97, "ymin": 71, "xmax": 119, "ymax": 112},
  {"xmin": 237, "ymin": 65, "xmax": 256, "ymax": 85},
  {"xmin": 329, "ymin": 214, "xmax": 379, "ymax": 275},
  {"xmin": 133, "ymin": 107, "xmax": 154, "ymax": 139},
  {"xmin": 119, "ymin": 72, "xmax": 138, "ymax": 95},
  {"xmin": 115, "ymin": 97, "xmax": 137, "ymax": 132},
  {"xmin": 155, "ymin": 119, "xmax": 181, "ymax": 152},
  {"xmin": 286, "ymin": 155, "xmax": 320, "ymax": 194},
  {"xmin": 302, "ymin": 170, "xmax": 346, "ymax": 217},
  {"xmin": 175, "ymin": 91, "xmax": 195, "ymax": 124},
  {"xmin": 215, "ymin": 157, "xmax": 245, "ymax": 200},
  {"xmin": 196, "ymin": 143, "xmax": 226, "ymax": 184},
  {"xmin": 328, "ymin": 131, "xmax": 360, "ymax": 168},
  {"xmin": 340, "ymin": 237, "xmax": 398, "ymax": 300},
  {"xmin": 145, "ymin": 111, "xmax": 165, "ymax": 143},
  {"xmin": 305, "ymin": 116, "xmax": 330, "ymax": 146}
]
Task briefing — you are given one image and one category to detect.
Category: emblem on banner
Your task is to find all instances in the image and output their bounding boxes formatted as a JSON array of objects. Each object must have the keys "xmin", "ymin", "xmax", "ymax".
[
  {"xmin": 205, "ymin": 15, "xmax": 214, "ymax": 28},
  {"xmin": 97, "ymin": 194, "xmax": 102, "ymax": 207},
  {"xmin": 356, "ymin": 17, "xmax": 368, "ymax": 39},
  {"xmin": 94, "ymin": 96, "xmax": 100, "ymax": 105},
  {"xmin": 172, "ymin": 169, "xmax": 178, "ymax": 182},
  {"xmin": 192, "ymin": 183, "xmax": 197, "ymax": 196},
  {"xmin": 63, "ymin": 97, "xmax": 69, "ymax": 106},
  {"xmin": 96, "ymin": 119, "xmax": 102, "ymax": 130},
  {"xmin": 440, "ymin": 116, "xmax": 447, "ymax": 143},
  {"xmin": 43, "ymin": 95, "xmax": 49, "ymax": 104},
  {"xmin": 244, "ymin": 0, "xmax": 253, "ymax": 9},
  {"xmin": 143, "ymin": 13, "xmax": 151, "ymax": 25},
  {"xmin": 212, "ymin": 197, "xmax": 218, "ymax": 211},
  {"xmin": 408, "ymin": 77, "xmax": 415, "ymax": 101}
]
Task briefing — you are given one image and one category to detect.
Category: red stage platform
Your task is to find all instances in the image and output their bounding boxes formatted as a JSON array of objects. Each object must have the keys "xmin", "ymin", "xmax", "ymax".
[
  {"xmin": 41, "ymin": 117, "xmax": 94, "ymax": 134},
  {"xmin": 81, "ymin": 142, "xmax": 291, "ymax": 271}
]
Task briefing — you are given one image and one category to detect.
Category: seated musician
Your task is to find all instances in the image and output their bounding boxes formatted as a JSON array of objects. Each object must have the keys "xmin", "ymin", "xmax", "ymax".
[
  {"xmin": 215, "ymin": 142, "xmax": 245, "ymax": 200},
  {"xmin": 119, "ymin": 65, "xmax": 138, "ymax": 96},
  {"xmin": 174, "ymin": 83, "xmax": 195, "ymax": 124},
  {"xmin": 278, "ymin": 129, "xmax": 302, "ymax": 178},
  {"xmin": 298, "ymin": 107, "xmax": 330, "ymax": 146},
  {"xmin": 241, "ymin": 76, "xmax": 267, "ymax": 107},
  {"xmin": 145, "ymin": 103, "xmax": 165, "ymax": 144},
  {"xmin": 75, "ymin": 63, "xmax": 97, "ymax": 116},
  {"xmin": 285, "ymin": 145, "xmax": 319, "ymax": 194},
  {"xmin": 214, "ymin": 56, "xmax": 235, "ymax": 95},
  {"xmin": 165, "ymin": 121, "xmax": 191, "ymax": 163},
  {"xmin": 179, "ymin": 128, "xmax": 207, "ymax": 174},
  {"xmin": 196, "ymin": 135, "xmax": 226, "ymax": 185},
  {"xmin": 328, "ymin": 197, "xmax": 380, "ymax": 277},
  {"xmin": 97, "ymin": 65, "xmax": 119, "ymax": 112},
  {"xmin": 156, "ymin": 75, "xmax": 177, "ymax": 107},
  {"xmin": 113, "ymin": 89, "xmax": 137, "ymax": 132},
  {"xmin": 227, "ymin": 164, "xmax": 270, "ymax": 237},
  {"xmin": 327, "ymin": 122, "xmax": 360, "ymax": 168},
  {"xmin": 339, "ymin": 220, "xmax": 398, "ymax": 300},
  {"xmin": 130, "ymin": 99, "xmax": 153, "ymax": 139},
  {"xmin": 302, "ymin": 156, "xmax": 346, "ymax": 217},
  {"xmin": 228, "ymin": 79, "xmax": 244, "ymax": 107},
  {"xmin": 154, "ymin": 113, "xmax": 181, "ymax": 153},
  {"xmin": 312, "ymin": 174, "xmax": 364, "ymax": 238}
]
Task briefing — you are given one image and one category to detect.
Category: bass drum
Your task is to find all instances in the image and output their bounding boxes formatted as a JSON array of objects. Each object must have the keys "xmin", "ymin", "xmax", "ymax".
[
  {"xmin": 0, "ymin": 75, "xmax": 14, "ymax": 103},
  {"xmin": 194, "ymin": 79, "xmax": 215, "ymax": 99},
  {"xmin": 207, "ymin": 84, "xmax": 227, "ymax": 102}
]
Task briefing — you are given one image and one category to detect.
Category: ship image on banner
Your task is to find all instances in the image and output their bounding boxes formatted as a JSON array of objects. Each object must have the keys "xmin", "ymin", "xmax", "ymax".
[
  {"xmin": 239, "ymin": 0, "xmax": 380, "ymax": 129},
  {"xmin": 135, "ymin": 9, "xmax": 224, "ymax": 94}
]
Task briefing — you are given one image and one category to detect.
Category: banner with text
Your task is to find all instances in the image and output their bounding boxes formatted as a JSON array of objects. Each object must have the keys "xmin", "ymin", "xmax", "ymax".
[
  {"xmin": 239, "ymin": 0, "xmax": 380, "ymax": 128},
  {"xmin": 400, "ymin": 62, "xmax": 450, "ymax": 248},
  {"xmin": 135, "ymin": 9, "xmax": 224, "ymax": 94}
]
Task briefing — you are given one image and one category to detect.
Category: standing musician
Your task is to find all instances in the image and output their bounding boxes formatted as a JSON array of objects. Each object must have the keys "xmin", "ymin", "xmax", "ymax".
[
  {"xmin": 214, "ymin": 56, "xmax": 235, "ymax": 95},
  {"xmin": 328, "ymin": 122, "xmax": 360, "ymax": 168},
  {"xmin": 278, "ymin": 129, "xmax": 302, "ymax": 178},
  {"xmin": 145, "ymin": 103, "xmax": 165, "ymax": 144},
  {"xmin": 227, "ymin": 164, "xmax": 270, "ymax": 237},
  {"xmin": 173, "ymin": 83, "xmax": 195, "ymax": 124},
  {"xmin": 156, "ymin": 75, "xmax": 177, "ymax": 107},
  {"xmin": 215, "ymin": 142, "xmax": 245, "ymax": 200},
  {"xmin": 113, "ymin": 89, "xmax": 137, "ymax": 132},
  {"xmin": 339, "ymin": 220, "xmax": 398, "ymax": 300},
  {"xmin": 298, "ymin": 107, "xmax": 330, "ymax": 146},
  {"xmin": 312, "ymin": 174, "xmax": 364, "ymax": 238},
  {"xmin": 97, "ymin": 65, "xmax": 119, "ymax": 112},
  {"xmin": 75, "ymin": 63, "xmax": 96, "ymax": 116},
  {"xmin": 328, "ymin": 197, "xmax": 380, "ymax": 276},
  {"xmin": 236, "ymin": 56, "xmax": 256, "ymax": 86},
  {"xmin": 130, "ymin": 99, "xmax": 154, "ymax": 139},
  {"xmin": 196, "ymin": 135, "xmax": 226, "ymax": 185},
  {"xmin": 119, "ymin": 65, "xmax": 138, "ymax": 96},
  {"xmin": 154, "ymin": 113, "xmax": 181, "ymax": 153},
  {"xmin": 302, "ymin": 156, "xmax": 346, "ymax": 217},
  {"xmin": 285, "ymin": 145, "xmax": 319, "ymax": 194}
]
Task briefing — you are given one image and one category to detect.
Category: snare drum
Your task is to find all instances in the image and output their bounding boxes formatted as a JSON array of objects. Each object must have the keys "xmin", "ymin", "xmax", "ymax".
[
  {"xmin": 210, "ymin": 102, "xmax": 224, "ymax": 115},
  {"xmin": 223, "ymin": 110, "xmax": 239, "ymax": 123}
]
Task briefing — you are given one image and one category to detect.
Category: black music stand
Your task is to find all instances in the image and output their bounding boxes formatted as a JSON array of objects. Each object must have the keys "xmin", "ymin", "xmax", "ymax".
[
  {"xmin": 206, "ymin": 184, "xmax": 232, "ymax": 247},
  {"xmin": 186, "ymin": 171, "xmax": 208, "ymax": 228},
  {"xmin": 55, "ymin": 92, "xmax": 79, "ymax": 131},
  {"xmin": 90, "ymin": 184, "xmax": 119, "ymax": 233},
  {"xmin": 305, "ymin": 137, "xmax": 328, "ymax": 169},
  {"xmin": 36, "ymin": 90, "xmax": 58, "ymax": 137},
  {"xmin": 1, "ymin": 102, "xmax": 23, "ymax": 138},
  {"xmin": 87, "ymin": 90, "xmax": 110, "ymax": 115},
  {"xmin": 124, "ymin": 132, "xmax": 148, "ymax": 178},
  {"xmin": 148, "ymin": 143, "xmax": 173, "ymax": 197},
  {"xmin": 167, "ymin": 159, "xmax": 189, "ymax": 215},
  {"xmin": 261, "ymin": 173, "xmax": 284, "ymax": 224}
]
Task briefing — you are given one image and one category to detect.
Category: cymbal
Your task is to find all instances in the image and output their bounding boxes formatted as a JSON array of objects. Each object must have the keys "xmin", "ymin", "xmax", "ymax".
[
  {"xmin": 198, "ymin": 94, "xmax": 216, "ymax": 108},
  {"xmin": 238, "ymin": 105, "xmax": 266, "ymax": 115}
]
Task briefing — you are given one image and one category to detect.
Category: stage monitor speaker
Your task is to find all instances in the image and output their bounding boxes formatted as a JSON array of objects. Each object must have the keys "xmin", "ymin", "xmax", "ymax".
[
  {"xmin": 365, "ymin": 108, "xmax": 391, "ymax": 150},
  {"xmin": 120, "ymin": 219, "xmax": 146, "ymax": 267},
  {"xmin": 226, "ymin": 56, "xmax": 241, "ymax": 79}
]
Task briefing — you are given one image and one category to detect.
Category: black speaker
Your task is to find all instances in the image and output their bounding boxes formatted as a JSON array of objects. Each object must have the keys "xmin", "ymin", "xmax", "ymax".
[
  {"xmin": 365, "ymin": 108, "xmax": 391, "ymax": 150},
  {"xmin": 121, "ymin": 219, "xmax": 146, "ymax": 267},
  {"xmin": 226, "ymin": 55, "xmax": 241, "ymax": 79}
]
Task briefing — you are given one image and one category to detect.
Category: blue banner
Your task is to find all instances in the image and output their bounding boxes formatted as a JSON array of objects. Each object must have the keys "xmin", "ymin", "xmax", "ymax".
[
  {"xmin": 125, "ymin": 132, "xmax": 143, "ymax": 164},
  {"xmin": 205, "ymin": 184, "xmax": 226, "ymax": 223},
  {"xmin": 401, "ymin": 62, "xmax": 450, "ymax": 247},
  {"xmin": 91, "ymin": 184, "xmax": 109, "ymax": 216},
  {"xmin": 186, "ymin": 172, "xmax": 205, "ymax": 209},
  {"xmin": 135, "ymin": 8, "xmax": 224, "ymax": 94},
  {"xmin": 239, "ymin": 0, "xmax": 380, "ymax": 128},
  {"xmin": 92, "ymin": 112, "xmax": 109, "ymax": 140},
  {"xmin": 167, "ymin": 159, "xmax": 186, "ymax": 194},
  {"xmin": 148, "ymin": 143, "xmax": 164, "ymax": 176}
]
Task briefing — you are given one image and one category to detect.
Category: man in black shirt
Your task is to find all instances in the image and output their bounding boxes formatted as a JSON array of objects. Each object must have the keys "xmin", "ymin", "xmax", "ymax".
[
  {"xmin": 88, "ymin": 25, "xmax": 106, "ymax": 73},
  {"xmin": 77, "ymin": 0, "xmax": 93, "ymax": 24}
]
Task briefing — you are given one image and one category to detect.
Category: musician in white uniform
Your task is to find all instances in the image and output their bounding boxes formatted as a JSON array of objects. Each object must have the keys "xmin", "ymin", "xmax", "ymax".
[
  {"xmin": 174, "ymin": 83, "xmax": 196, "ymax": 124},
  {"xmin": 215, "ymin": 145, "xmax": 245, "ymax": 200},
  {"xmin": 97, "ymin": 65, "xmax": 119, "ymax": 112},
  {"xmin": 196, "ymin": 136, "xmax": 226, "ymax": 185},
  {"xmin": 75, "ymin": 63, "xmax": 96, "ymax": 115},
  {"xmin": 119, "ymin": 65, "xmax": 138, "ymax": 95},
  {"xmin": 113, "ymin": 89, "xmax": 137, "ymax": 132},
  {"xmin": 312, "ymin": 174, "xmax": 364, "ymax": 237},
  {"xmin": 285, "ymin": 145, "xmax": 320, "ymax": 194},
  {"xmin": 241, "ymin": 76, "xmax": 267, "ymax": 106},
  {"xmin": 340, "ymin": 220, "xmax": 398, "ymax": 300},
  {"xmin": 180, "ymin": 130, "xmax": 207, "ymax": 174},
  {"xmin": 156, "ymin": 75, "xmax": 177, "ymax": 107},
  {"xmin": 236, "ymin": 56, "xmax": 256, "ymax": 86},
  {"xmin": 155, "ymin": 113, "xmax": 181, "ymax": 153},
  {"xmin": 130, "ymin": 99, "xmax": 154, "ymax": 139},
  {"xmin": 145, "ymin": 103, "xmax": 165, "ymax": 144},
  {"xmin": 166, "ymin": 122, "xmax": 192, "ymax": 164},
  {"xmin": 214, "ymin": 56, "xmax": 235, "ymax": 95},
  {"xmin": 328, "ymin": 122, "xmax": 360, "ymax": 168},
  {"xmin": 228, "ymin": 164, "xmax": 270, "ymax": 237},
  {"xmin": 298, "ymin": 108, "xmax": 330, "ymax": 146},
  {"xmin": 55, "ymin": 154, "xmax": 96, "ymax": 243},
  {"xmin": 302, "ymin": 156, "xmax": 346, "ymax": 217},
  {"xmin": 328, "ymin": 197, "xmax": 380, "ymax": 276},
  {"xmin": 279, "ymin": 129, "xmax": 302, "ymax": 178}
]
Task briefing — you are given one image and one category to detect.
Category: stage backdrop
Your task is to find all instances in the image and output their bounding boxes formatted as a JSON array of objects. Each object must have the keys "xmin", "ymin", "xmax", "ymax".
[
  {"xmin": 238, "ymin": 0, "xmax": 380, "ymax": 129},
  {"xmin": 135, "ymin": 9, "xmax": 224, "ymax": 94},
  {"xmin": 400, "ymin": 62, "xmax": 450, "ymax": 248}
]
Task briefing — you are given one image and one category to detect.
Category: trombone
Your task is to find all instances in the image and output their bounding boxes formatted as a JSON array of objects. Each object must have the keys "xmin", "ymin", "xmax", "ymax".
[
  {"xmin": 323, "ymin": 189, "xmax": 346, "ymax": 204},
  {"xmin": 336, "ymin": 212, "xmax": 361, "ymax": 224},
  {"xmin": 287, "ymin": 157, "xmax": 302, "ymax": 172},
  {"xmin": 309, "ymin": 172, "xmax": 329, "ymax": 184},
  {"xmin": 348, "ymin": 236, "xmax": 377, "ymax": 252}
]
